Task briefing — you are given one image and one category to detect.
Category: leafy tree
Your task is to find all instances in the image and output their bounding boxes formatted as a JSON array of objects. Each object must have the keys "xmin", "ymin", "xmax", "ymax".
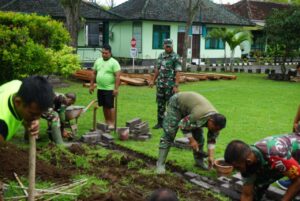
[
  {"xmin": 0, "ymin": 12, "xmax": 81, "ymax": 84},
  {"xmin": 207, "ymin": 28, "xmax": 227, "ymax": 64},
  {"xmin": 207, "ymin": 28, "xmax": 252, "ymax": 71},
  {"xmin": 264, "ymin": 6, "xmax": 300, "ymax": 74}
]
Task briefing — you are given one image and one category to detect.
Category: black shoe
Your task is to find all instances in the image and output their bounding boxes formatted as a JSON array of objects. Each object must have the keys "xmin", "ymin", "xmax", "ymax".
[{"xmin": 152, "ymin": 124, "xmax": 162, "ymax": 129}]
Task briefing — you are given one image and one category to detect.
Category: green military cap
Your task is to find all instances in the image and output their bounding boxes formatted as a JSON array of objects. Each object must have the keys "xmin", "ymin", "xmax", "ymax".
[{"xmin": 163, "ymin": 38, "xmax": 173, "ymax": 47}]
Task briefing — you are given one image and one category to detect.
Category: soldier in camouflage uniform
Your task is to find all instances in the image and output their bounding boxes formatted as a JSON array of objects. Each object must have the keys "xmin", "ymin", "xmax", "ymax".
[
  {"xmin": 156, "ymin": 92, "xmax": 226, "ymax": 174},
  {"xmin": 41, "ymin": 93, "xmax": 76, "ymax": 144},
  {"xmin": 225, "ymin": 134, "xmax": 300, "ymax": 201},
  {"xmin": 149, "ymin": 39, "xmax": 181, "ymax": 129}
]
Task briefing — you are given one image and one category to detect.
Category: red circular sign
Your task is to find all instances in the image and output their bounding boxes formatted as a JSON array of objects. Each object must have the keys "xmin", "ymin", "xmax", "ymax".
[{"xmin": 131, "ymin": 38, "xmax": 136, "ymax": 48}]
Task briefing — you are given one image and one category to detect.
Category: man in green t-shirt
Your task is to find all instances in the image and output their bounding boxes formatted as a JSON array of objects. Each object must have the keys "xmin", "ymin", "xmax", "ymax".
[
  {"xmin": 89, "ymin": 44, "xmax": 121, "ymax": 129},
  {"xmin": 0, "ymin": 76, "xmax": 54, "ymax": 142},
  {"xmin": 156, "ymin": 92, "xmax": 226, "ymax": 174}
]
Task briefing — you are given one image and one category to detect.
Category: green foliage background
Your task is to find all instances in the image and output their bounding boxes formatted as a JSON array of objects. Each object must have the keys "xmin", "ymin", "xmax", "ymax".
[{"xmin": 0, "ymin": 12, "xmax": 81, "ymax": 84}]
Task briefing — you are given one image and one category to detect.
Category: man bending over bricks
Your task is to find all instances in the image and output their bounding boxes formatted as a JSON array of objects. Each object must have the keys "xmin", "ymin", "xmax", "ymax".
[{"xmin": 156, "ymin": 91, "xmax": 226, "ymax": 174}]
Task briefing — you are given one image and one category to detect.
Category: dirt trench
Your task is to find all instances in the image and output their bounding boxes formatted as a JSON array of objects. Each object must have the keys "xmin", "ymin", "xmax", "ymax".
[{"xmin": 1, "ymin": 143, "xmax": 220, "ymax": 201}]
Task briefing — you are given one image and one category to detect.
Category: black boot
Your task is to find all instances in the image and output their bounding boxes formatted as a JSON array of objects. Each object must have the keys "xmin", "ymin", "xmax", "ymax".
[
  {"xmin": 193, "ymin": 151, "xmax": 208, "ymax": 170},
  {"xmin": 152, "ymin": 123, "xmax": 162, "ymax": 129}
]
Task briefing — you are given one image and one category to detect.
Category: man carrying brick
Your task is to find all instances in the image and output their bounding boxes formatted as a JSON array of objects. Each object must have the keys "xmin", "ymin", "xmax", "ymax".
[
  {"xmin": 225, "ymin": 136, "xmax": 300, "ymax": 201},
  {"xmin": 149, "ymin": 39, "xmax": 181, "ymax": 129},
  {"xmin": 89, "ymin": 44, "xmax": 121, "ymax": 130},
  {"xmin": 156, "ymin": 92, "xmax": 226, "ymax": 173}
]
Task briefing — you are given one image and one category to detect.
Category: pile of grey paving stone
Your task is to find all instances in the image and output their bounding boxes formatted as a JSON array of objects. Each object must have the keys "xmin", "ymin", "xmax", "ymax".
[
  {"xmin": 125, "ymin": 118, "xmax": 152, "ymax": 140},
  {"xmin": 80, "ymin": 122, "xmax": 114, "ymax": 145}
]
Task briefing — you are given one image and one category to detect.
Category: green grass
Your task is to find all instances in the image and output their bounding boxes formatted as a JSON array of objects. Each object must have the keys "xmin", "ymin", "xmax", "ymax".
[{"xmin": 13, "ymin": 73, "xmax": 300, "ymax": 176}]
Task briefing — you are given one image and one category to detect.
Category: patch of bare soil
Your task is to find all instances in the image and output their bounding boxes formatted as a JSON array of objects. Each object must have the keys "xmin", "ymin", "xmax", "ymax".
[
  {"xmin": 0, "ymin": 142, "xmax": 71, "ymax": 182},
  {"xmin": 77, "ymin": 152, "xmax": 219, "ymax": 201}
]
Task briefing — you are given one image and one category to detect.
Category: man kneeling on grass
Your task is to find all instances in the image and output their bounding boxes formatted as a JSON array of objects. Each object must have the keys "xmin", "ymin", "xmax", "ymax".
[
  {"xmin": 156, "ymin": 92, "xmax": 226, "ymax": 174},
  {"xmin": 225, "ymin": 135, "xmax": 300, "ymax": 201}
]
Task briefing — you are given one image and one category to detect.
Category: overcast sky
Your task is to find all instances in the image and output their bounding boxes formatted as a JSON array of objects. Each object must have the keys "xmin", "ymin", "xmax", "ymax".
[{"xmin": 96, "ymin": 0, "xmax": 240, "ymax": 6}]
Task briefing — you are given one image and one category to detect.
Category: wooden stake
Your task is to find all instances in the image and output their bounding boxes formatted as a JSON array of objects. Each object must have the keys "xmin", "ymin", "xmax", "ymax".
[{"xmin": 28, "ymin": 135, "xmax": 36, "ymax": 201}]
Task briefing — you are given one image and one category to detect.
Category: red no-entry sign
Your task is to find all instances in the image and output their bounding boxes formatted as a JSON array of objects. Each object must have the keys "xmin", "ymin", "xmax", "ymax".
[{"xmin": 131, "ymin": 38, "xmax": 136, "ymax": 48}]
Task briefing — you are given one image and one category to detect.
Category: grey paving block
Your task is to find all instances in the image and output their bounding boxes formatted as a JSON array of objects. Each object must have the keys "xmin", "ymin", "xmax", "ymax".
[
  {"xmin": 217, "ymin": 176, "xmax": 232, "ymax": 185},
  {"xmin": 81, "ymin": 133, "xmax": 101, "ymax": 144},
  {"xmin": 231, "ymin": 173, "xmax": 242, "ymax": 181},
  {"xmin": 97, "ymin": 122, "xmax": 109, "ymax": 132},
  {"xmin": 266, "ymin": 186, "xmax": 285, "ymax": 200},
  {"xmin": 184, "ymin": 172, "xmax": 199, "ymax": 179},
  {"xmin": 101, "ymin": 133, "xmax": 114, "ymax": 142},
  {"xmin": 233, "ymin": 180, "xmax": 243, "ymax": 192},
  {"xmin": 220, "ymin": 183, "xmax": 240, "ymax": 200},
  {"xmin": 190, "ymin": 178, "xmax": 212, "ymax": 190},
  {"xmin": 126, "ymin": 118, "xmax": 142, "ymax": 129}
]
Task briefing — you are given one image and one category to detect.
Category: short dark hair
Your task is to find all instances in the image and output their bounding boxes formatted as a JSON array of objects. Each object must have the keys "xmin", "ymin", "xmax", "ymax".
[
  {"xmin": 147, "ymin": 189, "xmax": 179, "ymax": 201},
  {"xmin": 211, "ymin": 113, "xmax": 226, "ymax": 129},
  {"xmin": 102, "ymin": 44, "xmax": 112, "ymax": 53},
  {"xmin": 65, "ymin": 92, "xmax": 76, "ymax": 102},
  {"xmin": 224, "ymin": 140, "xmax": 251, "ymax": 164},
  {"xmin": 17, "ymin": 76, "xmax": 54, "ymax": 111}
]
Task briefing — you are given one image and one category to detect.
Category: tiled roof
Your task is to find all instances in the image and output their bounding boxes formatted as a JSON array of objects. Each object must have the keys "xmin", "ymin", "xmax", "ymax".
[
  {"xmin": 224, "ymin": 0, "xmax": 290, "ymax": 21},
  {"xmin": 111, "ymin": 0, "xmax": 254, "ymax": 26},
  {"xmin": 0, "ymin": 0, "xmax": 121, "ymax": 20}
]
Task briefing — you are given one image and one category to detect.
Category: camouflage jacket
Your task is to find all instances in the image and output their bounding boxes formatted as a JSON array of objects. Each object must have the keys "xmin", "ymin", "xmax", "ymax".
[
  {"xmin": 243, "ymin": 133, "xmax": 300, "ymax": 185},
  {"xmin": 155, "ymin": 51, "xmax": 181, "ymax": 88}
]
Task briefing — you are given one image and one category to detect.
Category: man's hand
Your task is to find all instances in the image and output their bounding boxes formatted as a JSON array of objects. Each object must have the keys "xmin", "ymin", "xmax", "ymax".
[
  {"xmin": 173, "ymin": 86, "xmax": 179, "ymax": 93},
  {"xmin": 113, "ymin": 89, "xmax": 118, "ymax": 96},
  {"xmin": 25, "ymin": 120, "xmax": 40, "ymax": 137},
  {"xmin": 208, "ymin": 156, "xmax": 214, "ymax": 169},
  {"xmin": 89, "ymin": 85, "xmax": 96, "ymax": 94},
  {"xmin": 149, "ymin": 80, "xmax": 154, "ymax": 88},
  {"xmin": 189, "ymin": 138, "xmax": 199, "ymax": 151}
]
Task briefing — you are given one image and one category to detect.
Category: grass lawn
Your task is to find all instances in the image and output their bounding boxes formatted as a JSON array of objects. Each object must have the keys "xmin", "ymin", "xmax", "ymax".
[{"xmin": 15, "ymin": 73, "xmax": 300, "ymax": 177}]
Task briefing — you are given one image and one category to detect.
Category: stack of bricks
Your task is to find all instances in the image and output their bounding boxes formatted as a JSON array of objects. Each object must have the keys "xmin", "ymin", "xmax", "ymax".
[
  {"xmin": 126, "ymin": 118, "xmax": 152, "ymax": 140},
  {"xmin": 80, "ymin": 122, "xmax": 114, "ymax": 145}
]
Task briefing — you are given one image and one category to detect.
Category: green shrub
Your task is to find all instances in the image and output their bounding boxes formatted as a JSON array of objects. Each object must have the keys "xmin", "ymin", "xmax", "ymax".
[{"xmin": 0, "ymin": 11, "xmax": 80, "ymax": 84}]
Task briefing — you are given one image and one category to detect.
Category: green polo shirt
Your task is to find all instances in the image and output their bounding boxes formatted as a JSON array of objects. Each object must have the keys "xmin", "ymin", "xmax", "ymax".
[
  {"xmin": 0, "ymin": 80, "xmax": 23, "ymax": 141},
  {"xmin": 93, "ymin": 57, "xmax": 121, "ymax": 90}
]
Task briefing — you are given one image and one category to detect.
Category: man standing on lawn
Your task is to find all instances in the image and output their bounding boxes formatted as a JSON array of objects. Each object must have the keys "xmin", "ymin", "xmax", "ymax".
[
  {"xmin": 149, "ymin": 39, "xmax": 181, "ymax": 129},
  {"xmin": 89, "ymin": 44, "xmax": 121, "ymax": 130},
  {"xmin": 225, "ymin": 136, "xmax": 300, "ymax": 201},
  {"xmin": 0, "ymin": 75, "xmax": 54, "ymax": 142},
  {"xmin": 156, "ymin": 92, "xmax": 226, "ymax": 174}
]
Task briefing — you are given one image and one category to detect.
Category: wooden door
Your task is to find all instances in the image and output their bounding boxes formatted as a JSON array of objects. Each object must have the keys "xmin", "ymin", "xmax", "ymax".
[{"xmin": 192, "ymin": 34, "xmax": 200, "ymax": 58}]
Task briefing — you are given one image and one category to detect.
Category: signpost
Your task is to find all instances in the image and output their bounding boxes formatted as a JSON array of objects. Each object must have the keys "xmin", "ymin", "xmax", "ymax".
[{"xmin": 130, "ymin": 38, "xmax": 137, "ymax": 70}]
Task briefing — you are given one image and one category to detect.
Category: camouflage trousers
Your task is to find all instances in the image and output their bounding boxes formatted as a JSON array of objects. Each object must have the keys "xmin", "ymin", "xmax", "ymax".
[
  {"xmin": 41, "ymin": 109, "xmax": 65, "ymax": 144},
  {"xmin": 156, "ymin": 87, "xmax": 174, "ymax": 125},
  {"xmin": 159, "ymin": 94, "xmax": 205, "ymax": 150}
]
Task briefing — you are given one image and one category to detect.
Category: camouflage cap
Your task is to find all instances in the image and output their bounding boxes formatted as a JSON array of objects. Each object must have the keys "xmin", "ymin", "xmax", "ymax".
[{"xmin": 163, "ymin": 38, "xmax": 173, "ymax": 47}]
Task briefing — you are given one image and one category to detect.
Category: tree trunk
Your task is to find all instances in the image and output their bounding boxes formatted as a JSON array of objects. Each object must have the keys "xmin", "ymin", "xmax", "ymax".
[
  {"xmin": 223, "ymin": 41, "xmax": 227, "ymax": 64},
  {"xmin": 182, "ymin": 24, "xmax": 191, "ymax": 72},
  {"xmin": 230, "ymin": 49, "xmax": 235, "ymax": 72},
  {"xmin": 61, "ymin": 0, "xmax": 81, "ymax": 50},
  {"xmin": 182, "ymin": 0, "xmax": 201, "ymax": 72}
]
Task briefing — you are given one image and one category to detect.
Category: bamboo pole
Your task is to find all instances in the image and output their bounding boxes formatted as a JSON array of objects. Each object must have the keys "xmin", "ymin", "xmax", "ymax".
[{"xmin": 28, "ymin": 135, "xmax": 36, "ymax": 201}]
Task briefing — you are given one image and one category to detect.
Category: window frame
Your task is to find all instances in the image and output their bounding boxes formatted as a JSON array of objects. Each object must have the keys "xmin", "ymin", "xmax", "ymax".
[{"xmin": 152, "ymin": 25, "xmax": 170, "ymax": 49}]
